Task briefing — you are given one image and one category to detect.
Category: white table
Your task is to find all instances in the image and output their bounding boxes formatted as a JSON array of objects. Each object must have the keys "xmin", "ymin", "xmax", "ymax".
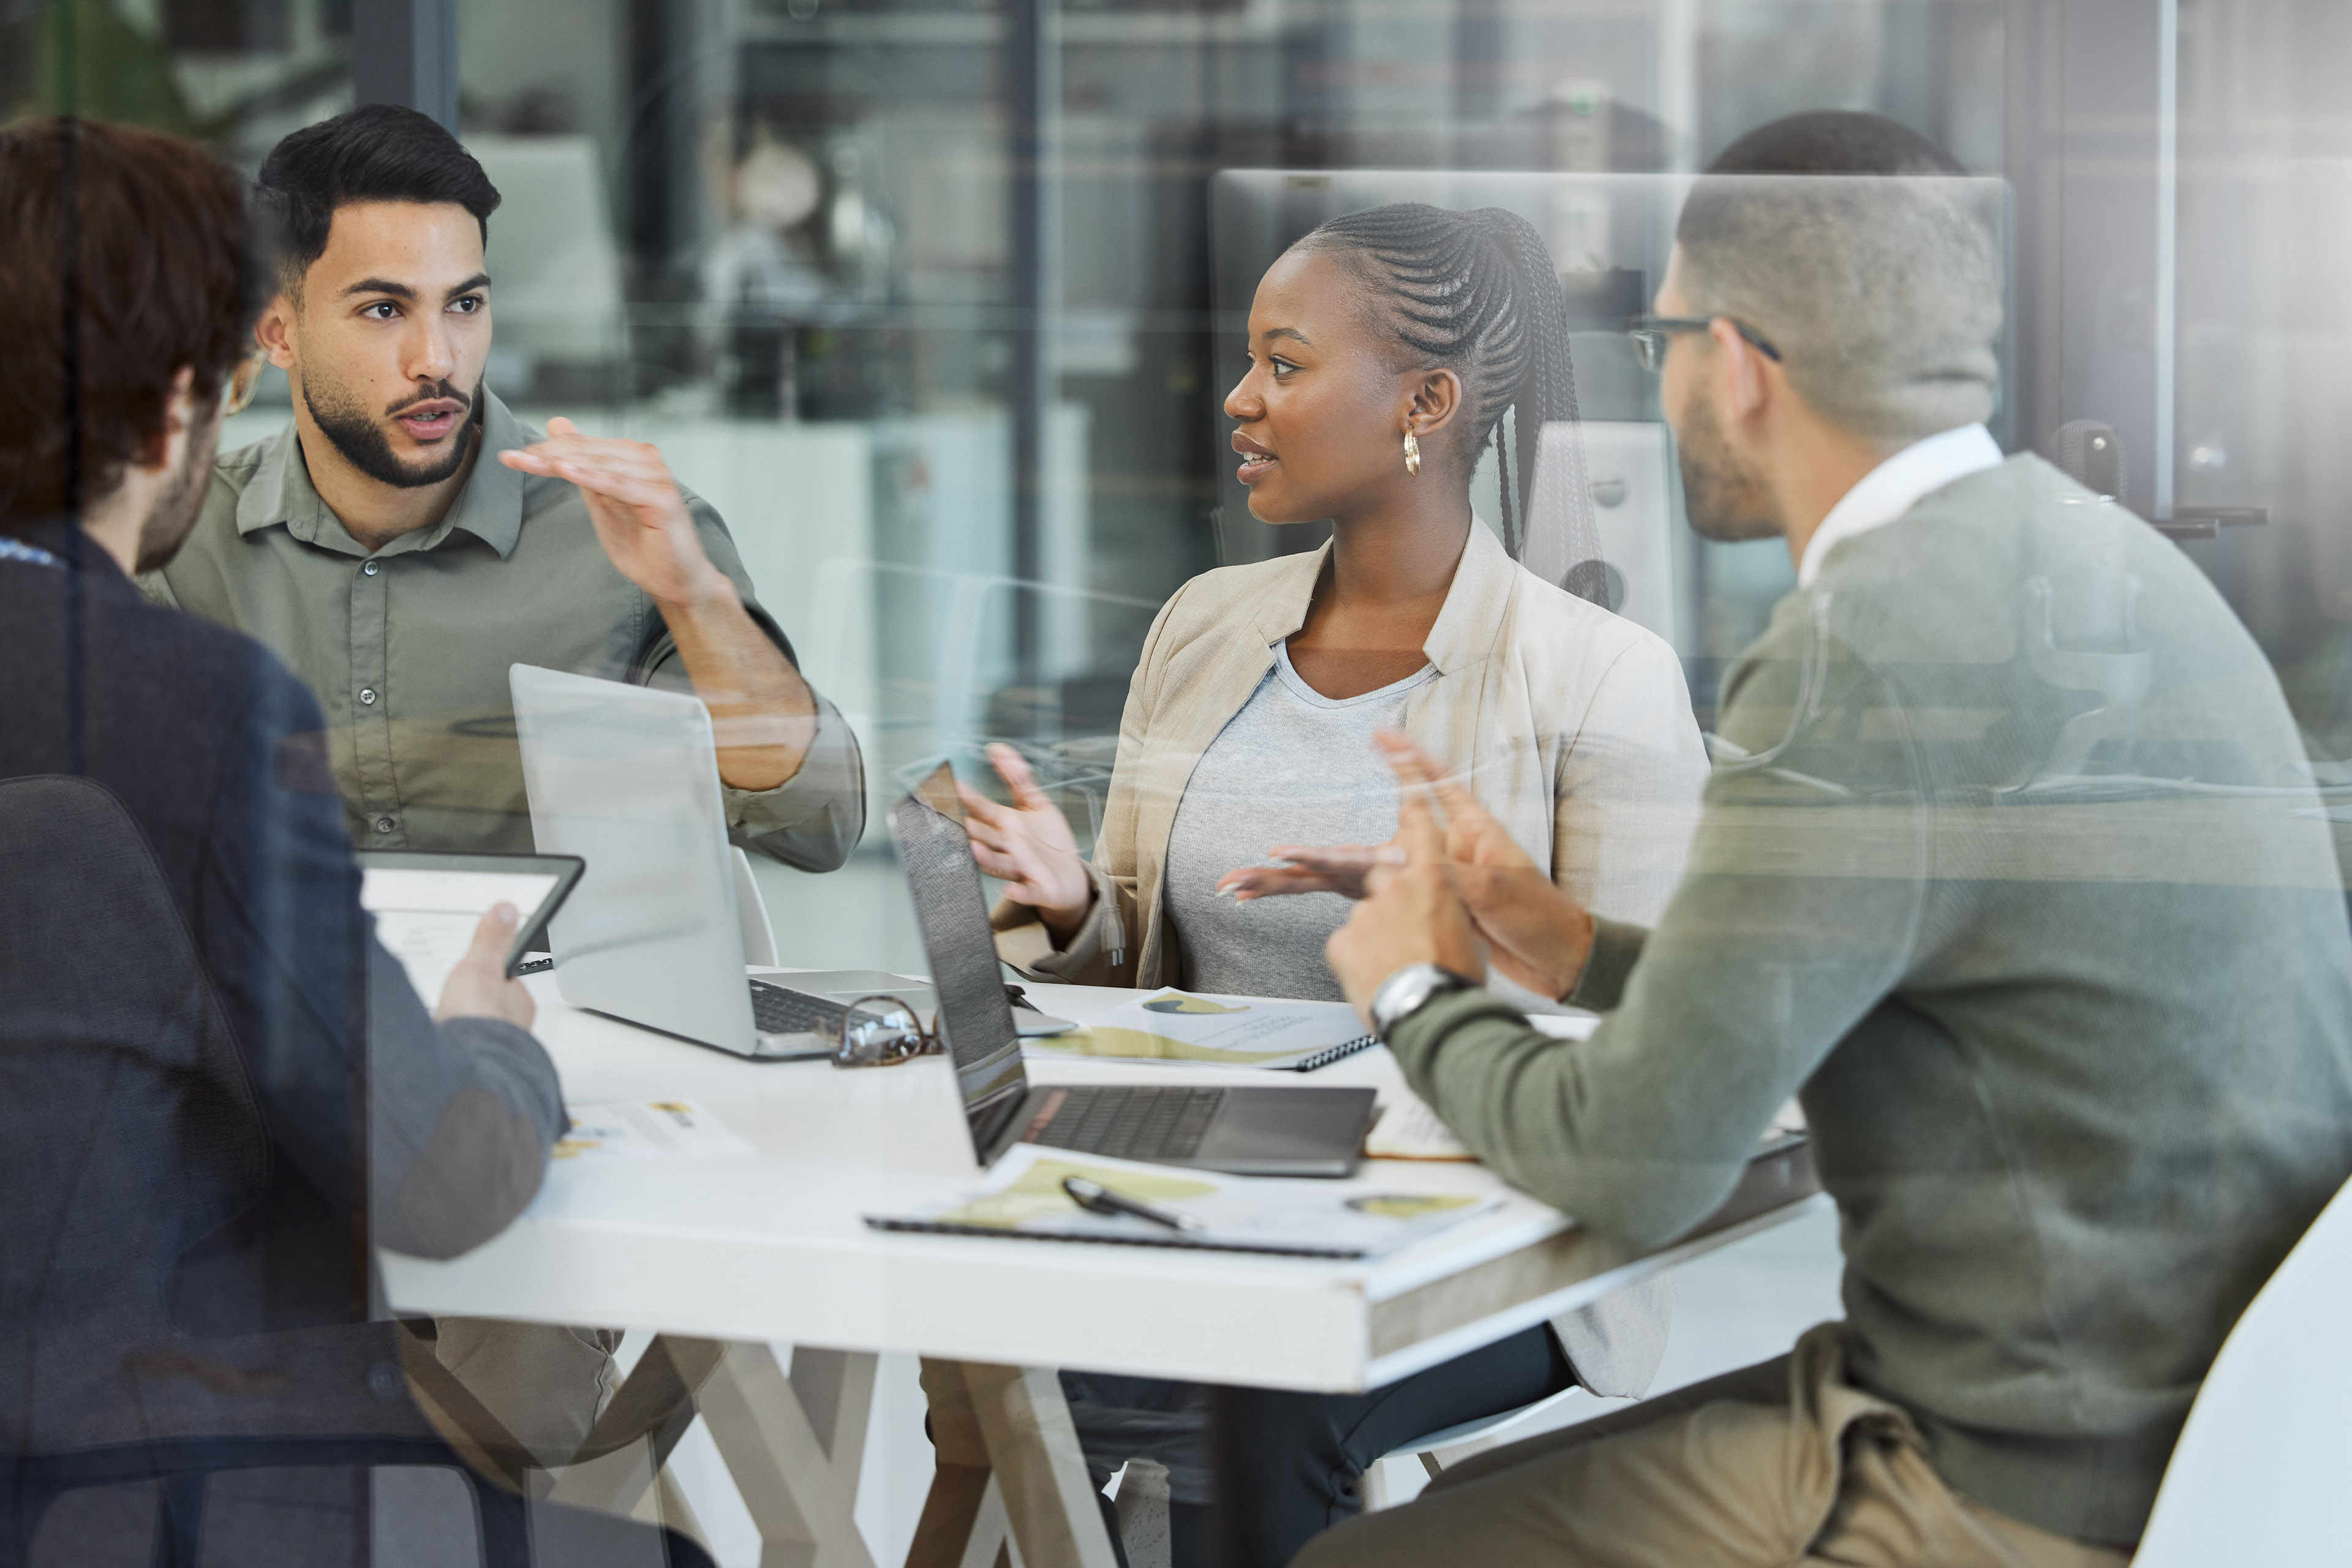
[{"xmin": 383, "ymin": 973, "xmax": 1823, "ymax": 1567}]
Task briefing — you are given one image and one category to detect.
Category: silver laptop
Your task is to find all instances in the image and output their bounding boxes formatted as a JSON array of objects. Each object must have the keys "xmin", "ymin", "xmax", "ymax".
[
  {"xmin": 508, "ymin": 665, "xmax": 1066, "ymax": 1059},
  {"xmin": 894, "ymin": 764, "xmax": 1376, "ymax": 1178}
]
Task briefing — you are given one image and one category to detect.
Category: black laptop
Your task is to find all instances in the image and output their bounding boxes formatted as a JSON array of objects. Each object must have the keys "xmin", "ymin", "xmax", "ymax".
[{"xmin": 892, "ymin": 766, "xmax": 1376, "ymax": 1178}]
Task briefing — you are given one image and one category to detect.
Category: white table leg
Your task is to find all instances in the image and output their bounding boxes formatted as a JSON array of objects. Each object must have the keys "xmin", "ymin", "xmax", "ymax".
[
  {"xmin": 695, "ymin": 1342, "xmax": 881, "ymax": 1568},
  {"xmin": 959, "ymin": 1474, "xmax": 1022, "ymax": 1568},
  {"xmin": 547, "ymin": 1335, "xmax": 728, "ymax": 1517},
  {"xmin": 908, "ymin": 1360, "xmax": 1116, "ymax": 1568},
  {"xmin": 541, "ymin": 1336, "xmax": 878, "ymax": 1568}
]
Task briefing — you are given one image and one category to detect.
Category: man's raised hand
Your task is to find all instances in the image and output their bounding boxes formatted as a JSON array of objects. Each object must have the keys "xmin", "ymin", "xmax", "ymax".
[
  {"xmin": 500, "ymin": 417, "xmax": 729, "ymax": 609},
  {"xmin": 1325, "ymin": 755, "xmax": 1485, "ymax": 1025},
  {"xmin": 1367, "ymin": 734, "xmax": 1596, "ymax": 1001}
]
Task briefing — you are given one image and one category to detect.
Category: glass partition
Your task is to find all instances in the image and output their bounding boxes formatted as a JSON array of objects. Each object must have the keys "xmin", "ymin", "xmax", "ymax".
[
  {"xmin": 11, "ymin": 1, "xmax": 2349, "ymax": 959},
  {"xmin": 14, "ymin": 2, "xmax": 2352, "ymax": 1564}
]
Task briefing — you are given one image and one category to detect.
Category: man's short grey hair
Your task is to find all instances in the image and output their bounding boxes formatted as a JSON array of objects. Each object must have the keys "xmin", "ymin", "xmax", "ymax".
[{"xmin": 1675, "ymin": 174, "xmax": 2002, "ymax": 445}]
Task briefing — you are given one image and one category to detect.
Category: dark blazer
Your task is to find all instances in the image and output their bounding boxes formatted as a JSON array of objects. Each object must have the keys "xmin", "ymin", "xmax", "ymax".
[{"xmin": 0, "ymin": 521, "xmax": 563, "ymax": 1332}]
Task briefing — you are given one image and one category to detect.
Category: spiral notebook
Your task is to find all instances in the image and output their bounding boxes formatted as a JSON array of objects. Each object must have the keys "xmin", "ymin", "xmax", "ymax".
[
  {"xmin": 1021, "ymin": 989, "xmax": 1379, "ymax": 1073},
  {"xmin": 866, "ymin": 1144, "xmax": 1498, "ymax": 1259}
]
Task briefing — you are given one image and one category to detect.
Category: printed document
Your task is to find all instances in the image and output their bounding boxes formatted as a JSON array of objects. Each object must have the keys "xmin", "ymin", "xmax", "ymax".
[
  {"xmin": 1027, "ymin": 989, "xmax": 1373, "ymax": 1071},
  {"xmin": 554, "ymin": 1099, "xmax": 756, "ymax": 1163}
]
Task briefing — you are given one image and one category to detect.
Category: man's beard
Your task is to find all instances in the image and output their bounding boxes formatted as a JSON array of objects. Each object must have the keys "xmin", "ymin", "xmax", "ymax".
[
  {"xmin": 132, "ymin": 400, "xmax": 224, "ymax": 574},
  {"xmin": 303, "ymin": 372, "xmax": 482, "ymax": 491},
  {"xmin": 1672, "ymin": 387, "xmax": 1780, "ymax": 543}
]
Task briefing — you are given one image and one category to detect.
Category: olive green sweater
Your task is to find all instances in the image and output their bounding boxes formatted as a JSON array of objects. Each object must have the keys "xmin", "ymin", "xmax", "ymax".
[{"xmin": 1389, "ymin": 455, "xmax": 2352, "ymax": 1545}]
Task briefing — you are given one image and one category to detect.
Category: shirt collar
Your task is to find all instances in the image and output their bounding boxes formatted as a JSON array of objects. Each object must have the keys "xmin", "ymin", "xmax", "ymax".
[
  {"xmin": 234, "ymin": 387, "xmax": 532, "ymax": 560},
  {"xmin": 1796, "ymin": 423, "xmax": 2003, "ymax": 588},
  {"xmin": 1419, "ymin": 519, "xmax": 1517, "ymax": 674},
  {"xmin": 1248, "ymin": 516, "xmax": 1517, "ymax": 678}
]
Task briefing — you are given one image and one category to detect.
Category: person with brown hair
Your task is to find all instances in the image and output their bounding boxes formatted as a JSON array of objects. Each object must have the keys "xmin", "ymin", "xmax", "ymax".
[{"xmin": 0, "ymin": 116, "xmax": 709, "ymax": 1566}]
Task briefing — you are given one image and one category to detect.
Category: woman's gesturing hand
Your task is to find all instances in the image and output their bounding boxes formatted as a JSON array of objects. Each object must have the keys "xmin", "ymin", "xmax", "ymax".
[
  {"xmin": 1216, "ymin": 843, "xmax": 1384, "ymax": 902},
  {"xmin": 1216, "ymin": 729, "xmax": 1536, "ymax": 903},
  {"xmin": 957, "ymin": 743, "xmax": 1096, "ymax": 941}
]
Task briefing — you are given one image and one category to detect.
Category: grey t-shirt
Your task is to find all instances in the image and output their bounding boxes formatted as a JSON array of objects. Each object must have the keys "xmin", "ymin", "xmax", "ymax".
[{"xmin": 1161, "ymin": 643, "xmax": 1436, "ymax": 999}]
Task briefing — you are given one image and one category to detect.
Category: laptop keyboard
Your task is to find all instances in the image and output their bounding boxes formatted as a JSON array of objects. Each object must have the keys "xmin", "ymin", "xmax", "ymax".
[
  {"xmin": 1030, "ymin": 1086, "xmax": 1226, "ymax": 1164},
  {"xmin": 748, "ymin": 980, "xmax": 842, "ymax": 1035}
]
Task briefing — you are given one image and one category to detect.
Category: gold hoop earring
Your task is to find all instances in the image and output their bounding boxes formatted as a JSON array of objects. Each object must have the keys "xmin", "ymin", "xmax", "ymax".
[{"xmin": 1403, "ymin": 430, "xmax": 1421, "ymax": 476}]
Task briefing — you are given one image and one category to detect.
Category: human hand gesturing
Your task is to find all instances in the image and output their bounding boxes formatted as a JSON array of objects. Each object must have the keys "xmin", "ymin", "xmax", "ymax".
[{"xmin": 956, "ymin": 744, "xmax": 1095, "ymax": 941}]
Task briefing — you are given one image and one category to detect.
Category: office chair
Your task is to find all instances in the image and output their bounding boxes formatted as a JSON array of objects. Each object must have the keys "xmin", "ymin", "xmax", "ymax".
[{"xmin": 2132, "ymin": 1173, "xmax": 2352, "ymax": 1567}]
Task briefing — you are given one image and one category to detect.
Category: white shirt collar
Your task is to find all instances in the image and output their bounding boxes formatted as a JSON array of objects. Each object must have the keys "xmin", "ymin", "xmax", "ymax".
[{"xmin": 1796, "ymin": 424, "xmax": 2004, "ymax": 588}]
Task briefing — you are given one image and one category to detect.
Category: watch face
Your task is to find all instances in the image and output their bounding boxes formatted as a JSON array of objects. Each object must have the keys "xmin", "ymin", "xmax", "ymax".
[{"xmin": 1376, "ymin": 964, "xmax": 1454, "ymax": 1031}]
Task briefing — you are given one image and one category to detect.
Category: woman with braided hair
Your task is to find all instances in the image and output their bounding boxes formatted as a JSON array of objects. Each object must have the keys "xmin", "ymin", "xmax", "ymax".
[{"xmin": 956, "ymin": 203, "xmax": 1709, "ymax": 1566}]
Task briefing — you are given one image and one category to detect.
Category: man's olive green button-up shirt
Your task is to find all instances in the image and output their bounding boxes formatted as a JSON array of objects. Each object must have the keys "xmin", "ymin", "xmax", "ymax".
[{"xmin": 145, "ymin": 393, "xmax": 864, "ymax": 869}]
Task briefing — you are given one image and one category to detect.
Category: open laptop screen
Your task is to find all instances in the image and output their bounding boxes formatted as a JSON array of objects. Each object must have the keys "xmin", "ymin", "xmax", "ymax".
[{"xmin": 890, "ymin": 769, "xmax": 1029, "ymax": 1156}]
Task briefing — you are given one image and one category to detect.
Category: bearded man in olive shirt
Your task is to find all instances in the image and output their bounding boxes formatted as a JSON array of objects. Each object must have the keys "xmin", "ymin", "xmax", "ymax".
[
  {"xmin": 148, "ymin": 104, "xmax": 864, "ymax": 1483},
  {"xmin": 148, "ymin": 104, "xmax": 864, "ymax": 869}
]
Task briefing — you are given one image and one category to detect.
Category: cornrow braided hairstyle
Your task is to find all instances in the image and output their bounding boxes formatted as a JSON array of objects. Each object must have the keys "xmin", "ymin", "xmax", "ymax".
[{"xmin": 1295, "ymin": 203, "xmax": 1605, "ymax": 603}]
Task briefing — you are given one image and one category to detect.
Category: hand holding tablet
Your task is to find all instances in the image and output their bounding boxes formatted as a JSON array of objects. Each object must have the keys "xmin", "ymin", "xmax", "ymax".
[{"xmin": 357, "ymin": 851, "xmax": 586, "ymax": 1003}]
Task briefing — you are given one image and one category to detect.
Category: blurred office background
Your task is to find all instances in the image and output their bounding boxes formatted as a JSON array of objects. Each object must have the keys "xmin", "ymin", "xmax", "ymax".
[
  {"xmin": 13, "ymin": 0, "xmax": 2352, "ymax": 903},
  {"xmin": 11, "ymin": 0, "xmax": 2351, "ymax": 966},
  {"xmin": 13, "ymin": 2, "xmax": 2351, "ymax": 1559}
]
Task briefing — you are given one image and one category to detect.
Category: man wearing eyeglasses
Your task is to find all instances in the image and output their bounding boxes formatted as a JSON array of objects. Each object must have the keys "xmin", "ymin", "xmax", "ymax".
[
  {"xmin": 149, "ymin": 104, "xmax": 864, "ymax": 872},
  {"xmin": 1302, "ymin": 112, "xmax": 2352, "ymax": 1567}
]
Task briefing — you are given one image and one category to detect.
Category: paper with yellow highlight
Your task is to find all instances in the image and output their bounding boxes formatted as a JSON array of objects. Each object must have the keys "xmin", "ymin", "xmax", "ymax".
[
  {"xmin": 873, "ymin": 1144, "xmax": 1497, "ymax": 1258},
  {"xmin": 929, "ymin": 1153, "xmax": 1217, "ymax": 1231},
  {"xmin": 553, "ymin": 1098, "xmax": 755, "ymax": 1162},
  {"xmin": 1140, "ymin": 994, "xmax": 1253, "ymax": 1016},
  {"xmin": 1028, "ymin": 990, "xmax": 1377, "ymax": 1071}
]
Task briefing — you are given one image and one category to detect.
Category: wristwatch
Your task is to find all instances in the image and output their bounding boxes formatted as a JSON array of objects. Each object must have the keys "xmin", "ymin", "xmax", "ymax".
[{"xmin": 1369, "ymin": 962, "xmax": 1476, "ymax": 1038}]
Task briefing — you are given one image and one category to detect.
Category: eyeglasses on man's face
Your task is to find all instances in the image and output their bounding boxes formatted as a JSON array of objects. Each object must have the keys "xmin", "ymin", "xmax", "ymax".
[{"xmin": 1623, "ymin": 314, "xmax": 1784, "ymax": 373}]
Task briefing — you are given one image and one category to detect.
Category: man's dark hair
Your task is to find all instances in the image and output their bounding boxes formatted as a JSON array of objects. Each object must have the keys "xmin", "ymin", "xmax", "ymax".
[
  {"xmin": 257, "ymin": 104, "xmax": 502, "ymax": 298},
  {"xmin": 1706, "ymin": 110, "xmax": 1967, "ymax": 178},
  {"xmin": 0, "ymin": 119, "xmax": 256, "ymax": 533}
]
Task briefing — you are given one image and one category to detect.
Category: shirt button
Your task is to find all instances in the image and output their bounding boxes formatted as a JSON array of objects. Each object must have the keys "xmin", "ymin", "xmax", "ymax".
[
  {"xmin": 373, "ymin": 818, "xmax": 395, "ymax": 835},
  {"xmin": 358, "ymin": 687, "xmax": 378, "ymax": 706},
  {"xmin": 362, "ymin": 560, "xmax": 380, "ymax": 576}
]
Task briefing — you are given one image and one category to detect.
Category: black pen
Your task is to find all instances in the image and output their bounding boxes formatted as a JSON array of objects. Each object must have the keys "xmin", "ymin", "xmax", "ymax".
[{"xmin": 1062, "ymin": 1175, "xmax": 1207, "ymax": 1234}]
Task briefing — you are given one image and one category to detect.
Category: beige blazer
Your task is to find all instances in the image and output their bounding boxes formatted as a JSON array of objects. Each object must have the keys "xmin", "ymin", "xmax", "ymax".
[
  {"xmin": 997, "ymin": 521, "xmax": 1705, "ymax": 982},
  {"xmin": 995, "ymin": 521, "xmax": 1711, "ymax": 1396}
]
